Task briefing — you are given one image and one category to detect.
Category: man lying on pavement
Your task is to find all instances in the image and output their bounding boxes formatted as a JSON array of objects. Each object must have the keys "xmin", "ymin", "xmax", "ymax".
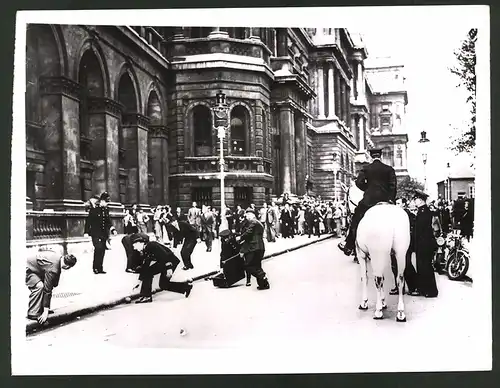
[{"xmin": 131, "ymin": 234, "xmax": 193, "ymax": 303}]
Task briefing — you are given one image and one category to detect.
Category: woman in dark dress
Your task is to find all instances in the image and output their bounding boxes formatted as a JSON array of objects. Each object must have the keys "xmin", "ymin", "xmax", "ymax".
[{"xmin": 413, "ymin": 190, "xmax": 439, "ymax": 298}]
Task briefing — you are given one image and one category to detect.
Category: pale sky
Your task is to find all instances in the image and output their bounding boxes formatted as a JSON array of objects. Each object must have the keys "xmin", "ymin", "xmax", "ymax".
[{"xmin": 357, "ymin": 25, "xmax": 475, "ymax": 198}]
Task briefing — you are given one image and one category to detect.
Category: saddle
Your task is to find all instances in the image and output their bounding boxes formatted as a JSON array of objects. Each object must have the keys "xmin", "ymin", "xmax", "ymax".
[{"xmin": 375, "ymin": 201, "xmax": 392, "ymax": 206}]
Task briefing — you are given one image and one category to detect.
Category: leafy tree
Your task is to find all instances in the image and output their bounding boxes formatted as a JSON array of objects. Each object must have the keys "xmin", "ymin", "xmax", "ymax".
[
  {"xmin": 396, "ymin": 176, "xmax": 425, "ymax": 201},
  {"xmin": 449, "ymin": 28, "xmax": 477, "ymax": 154}
]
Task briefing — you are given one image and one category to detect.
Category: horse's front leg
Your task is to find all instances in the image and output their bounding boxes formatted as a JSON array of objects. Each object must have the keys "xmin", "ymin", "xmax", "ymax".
[
  {"xmin": 380, "ymin": 275, "xmax": 387, "ymax": 310},
  {"xmin": 357, "ymin": 247, "xmax": 368, "ymax": 310}
]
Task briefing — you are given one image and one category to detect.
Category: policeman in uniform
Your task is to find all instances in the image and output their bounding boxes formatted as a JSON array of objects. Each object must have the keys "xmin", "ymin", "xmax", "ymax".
[
  {"xmin": 131, "ymin": 234, "xmax": 193, "ymax": 303},
  {"xmin": 237, "ymin": 207, "xmax": 270, "ymax": 290},
  {"xmin": 338, "ymin": 148, "xmax": 397, "ymax": 256},
  {"xmin": 84, "ymin": 192, "xmax": 117, "ymax": 274}
]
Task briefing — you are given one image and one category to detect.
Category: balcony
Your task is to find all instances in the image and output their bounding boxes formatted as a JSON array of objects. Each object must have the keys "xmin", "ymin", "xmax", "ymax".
[{"xmin": 183, "ymin": 155, "xmax": 270, "ymax": 175}]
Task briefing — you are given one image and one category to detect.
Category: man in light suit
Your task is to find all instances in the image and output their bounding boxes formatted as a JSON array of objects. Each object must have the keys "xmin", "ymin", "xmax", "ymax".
[{"xmin": 26, "ymin": 248, "xmax": 77, "ymax": 324}]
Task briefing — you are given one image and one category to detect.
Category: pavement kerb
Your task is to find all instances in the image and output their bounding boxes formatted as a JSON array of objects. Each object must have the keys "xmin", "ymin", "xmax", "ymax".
[{"xmin": 26, "ymin": 234, "xmax": 335, "ymax": 335}]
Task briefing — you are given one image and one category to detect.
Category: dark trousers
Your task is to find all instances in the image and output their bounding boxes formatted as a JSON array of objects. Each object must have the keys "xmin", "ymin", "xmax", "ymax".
[
  {"xmin": 181, "ymin": 238, "xmax": 197, "ymax": 267},
  {"xmin": 244, "ymin": 249, "xmax": 267, "ymax": 284},
  {"xmin": 92, "ymin": 236, "xmax": 107, "ymax": 271},
  {"xmin": 345, "ymin": 202, "xmax": 370, "ymax": 249},
  {"xmin": 26, "ymin": 271, "xmax": 44, "ymax": 318},
  {"xmin": 391, "ymin": 251, "xmax": 418, "ymax": 292},
  {"xmin": 416, "ymin": 248, "xmax": 439, "ymax": 296},
  {"xmin": 122, "ymin": 237, "xmax": 142, "ymax": 271},
  {"xmin": 140, "ymin": 262, "xmax": 189, "ymax": 297}
]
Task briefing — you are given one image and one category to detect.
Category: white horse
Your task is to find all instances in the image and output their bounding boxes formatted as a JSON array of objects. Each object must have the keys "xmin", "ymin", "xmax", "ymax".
[{"xmin": 344, "ymin": 184, "xmax": 410, "ymax": 322}]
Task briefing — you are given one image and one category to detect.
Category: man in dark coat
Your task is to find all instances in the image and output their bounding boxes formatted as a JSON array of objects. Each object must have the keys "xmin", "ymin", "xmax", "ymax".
[
  {"xmin": 237, "ymin": 207, "xmax": 270, "ymax": 290},
  {"xmin": 26, "ymin": 248, "xmax": 77, "ymax": 324},
  {"xmin": 280, "ymin": 203, "xmax": 294, "ymax": 238},
  {"xmin": 390, "ymin": 197, "xmax": 418, "ymax": 295},
  {"xmin": 167, "ymin": 218, "xmax": 199, "ymax": 270},
  {"xmin": 130, "ymin": 234, "xmax": 193, "ymax": 304},
  {"xmin": 413, "ymin": 190, "xmax": 439, "ymax": 298},
  {"xmin": 122, "ymin": 232, "xmax": 149, "ymax": 273},
  {"xmin": 84, "ymin": 192, "xmax": 117, "ymax": 274},
  {"xmin": 338, "ymin": 149, "xmax": 397, "ymax": 256}
]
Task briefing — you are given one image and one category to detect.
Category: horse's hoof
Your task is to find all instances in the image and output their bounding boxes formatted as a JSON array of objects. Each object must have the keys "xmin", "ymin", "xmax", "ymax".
[
  {"xmin": 358, "ymin": 305, "xmax": 368, "ymax": 311},
  {"xmin": 373, "ymin": 310, "xmax": 384, "ymax": 320},
  {"xmin": 396, "ymin": 311, "xmax": 407, "ymax": 322},
  {"xmin": 382, "ymin": 304, "xmax": 388, "ymax": 310},
  {"xmin": 373, "ymin": 315, "xmax": 384, "ymax": 320}
]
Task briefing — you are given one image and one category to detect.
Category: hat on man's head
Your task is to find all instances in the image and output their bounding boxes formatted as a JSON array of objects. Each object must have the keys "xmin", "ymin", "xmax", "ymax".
[
  {"xmin": 413, "ymin": 189, "xmax": 429, "ymax": 201},
  {"xmin": 219, "ymin": 229, "xmax": 231, "ymax": 238},
  {"xmin": 369, "ymin": 148, "xmax": 383, "ymax": 159},
  {"xmin": 62, "ymin": 254, "xmax": 77, "ymax": 267},
  {"xmin": 245, "ymin": 207, "xmax": 256, "ymax": 215},
  {"xmin": 100, "ymin": 191, "xmax": 111, "ymax": 201},
  {"xmin": 130, "ymin": 233, "xmax": 149, "ymax": 245}
]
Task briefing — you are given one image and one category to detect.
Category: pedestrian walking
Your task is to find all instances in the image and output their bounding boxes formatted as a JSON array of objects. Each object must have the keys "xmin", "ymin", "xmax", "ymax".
[
  {"xmin": 153, "ymin": 205, "xmax": 163, "ymax": 242},
  {"xmin": 84, "ymin": 192, "xmax": 117, "ymax": 274},
  {"xmin": 130, "ymin": 234, "xmax": 193, "ymax": 304},
  {"xmin": 188, "ymin": 202, "xmax": 202, "ymax": 234},
  {"xmin": 136, "ymin": 206, "xmax": 150, "ymax": 234},
  {"xmin": 26, "ymin": 247, "xmax": 77, "ymax": 324},
  {"xmin": 200, "ymin": 205, "xmax": 215, "ymax": 252},
  {"xmin": 237, "ymin": 207, "xmax": 270, "ymax": 290},
  {"xmin": 265, "ymin": 203, "xmax": 277, "ymax": 242},
  {"xmin": 123, "ymin": 209, "xmax": 138, "ymax": 235}
]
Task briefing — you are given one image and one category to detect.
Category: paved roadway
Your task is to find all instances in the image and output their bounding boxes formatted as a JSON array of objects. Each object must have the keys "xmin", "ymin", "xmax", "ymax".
[{"xmin": 25, "ymin": 237, "xmax": 481, "ymax": 353}]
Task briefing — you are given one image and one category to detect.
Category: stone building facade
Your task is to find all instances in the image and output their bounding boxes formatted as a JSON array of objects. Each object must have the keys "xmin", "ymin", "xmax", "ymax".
[{"xmin": 25, "ymin": 25, "xmax": 408, "ymax": 244}]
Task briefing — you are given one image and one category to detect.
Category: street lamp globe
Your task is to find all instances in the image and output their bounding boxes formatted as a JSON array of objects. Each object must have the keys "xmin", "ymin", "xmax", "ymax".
[{"xmin": 418, "ymin": 130, "xmax": 430, "ymax": 191}]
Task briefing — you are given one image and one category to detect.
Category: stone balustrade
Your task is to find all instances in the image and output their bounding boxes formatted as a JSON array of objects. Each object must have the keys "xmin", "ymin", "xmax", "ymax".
[
  {"xmin": 168, "ymin": 37, "xmax": 271, "ymax": 64},
  {"xmin": 183, "ymin": 156, "xmax": 266, "ymax": 175}
]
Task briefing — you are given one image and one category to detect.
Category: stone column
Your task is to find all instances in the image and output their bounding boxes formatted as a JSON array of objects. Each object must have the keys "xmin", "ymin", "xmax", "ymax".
[
  {"xmin": 294, "ymin": 115, "xmax": 306, "ymax": 196},
  {"xmin": 279, "ymin": 105, "xmax": 294, "ymax": 194},
  {"xmin": 122, "ymin": 113, "xmax": 150, "ymax": 207},
  {"xmin": 317, "ymin": 63, "xmax": 326, "ymax": 119},
  {"xmin": 149, "ymin": 125, "xmax": 169, "ymax": 205},
  {"xmin": 39, "ymin": 76, "xmax": 84, "ymax": 211},
  {"xmin": 357, "ymin": 61, "xmax": 364, "ymax": 100},
  {"xmin": 289, "ymin": 110, "xmax": 296, "ymax": 193},
  {"xmin": 335, "ymin": 70, "xmax": 341, "ymax": 118},
  {"xmin": 87, "ymin": 97, "xmax": 123, "ymax": 203},
  {"xmin": 327, "ymin": 63, "xmax": 335, "ymax": 119},
  {"xmin": 359, "ymin": 115, "xmax": 365, "ymax": 151},
  {"xmin": 346, "ymin": 83, "xmax": 351, "ymax": 129}
]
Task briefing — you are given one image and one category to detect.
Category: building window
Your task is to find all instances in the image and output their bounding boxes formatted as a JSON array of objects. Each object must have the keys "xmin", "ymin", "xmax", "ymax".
[
  {"xmin": 234, "ymin": 187, "xmax": 253, "ymax": 208},
  {"xmin": 457, "ymin": 191, "xmax": 466, "ymax": 199},
  {"xmin": 193, "ymin": 105, "xmax": 212, "ymax": 156},
  {"xmin": 192, "ymin": 187, "xmax": 212, "ymax": 206},
  {"xmin": 230, "ymin": 106, "xmax": 248, "ymax": 156},
  {"xmin": 469, "ymin": 185, "xmax": 475, "ymax": 198}
]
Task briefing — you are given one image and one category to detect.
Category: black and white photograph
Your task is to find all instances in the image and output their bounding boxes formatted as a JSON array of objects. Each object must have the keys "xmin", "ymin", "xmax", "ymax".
[{"xmin": 11, "ymin": 5, "xmax": 491, "ymax": 375}]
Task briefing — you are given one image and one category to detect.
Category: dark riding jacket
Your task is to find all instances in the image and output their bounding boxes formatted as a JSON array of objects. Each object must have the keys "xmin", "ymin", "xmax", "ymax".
[{"xmin": 355, "ymin": 159, "xmax": 397, "ymax": 206}]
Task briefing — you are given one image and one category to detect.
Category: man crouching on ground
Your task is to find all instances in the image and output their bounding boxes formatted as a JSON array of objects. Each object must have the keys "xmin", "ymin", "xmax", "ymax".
[
  {"xmin": 237, "ymin": 207, "xmax": 270, "ymax": 290},
  {"xmin": 26, "ymin": 247, "xmax": 77, "ymax": 324},
  {"xmin": 131, "ymin": 234, "xmax": 193, "ymax": 303}
]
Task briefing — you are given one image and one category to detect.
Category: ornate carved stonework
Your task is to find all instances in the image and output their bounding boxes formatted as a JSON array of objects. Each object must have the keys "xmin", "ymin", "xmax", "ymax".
[
  {"xmin": 122, "ymin": 113, "xmax": 151, "ymax": 128},
  {"xmin": 39, "ymin": 76, "xmax": 82, "ymax": 102},
  {"xmin": 87, "ymin": 97, "xmax": 124, "ymax": 118},
  {"xmin": 148, "ymin": 125, "xmax": 168, "ymax": 139}
]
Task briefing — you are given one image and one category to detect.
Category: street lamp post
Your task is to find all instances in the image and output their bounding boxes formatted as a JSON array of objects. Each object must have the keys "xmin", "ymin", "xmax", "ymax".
[
  {"xmin": 418, "ymin": 130, "xmax": 430, "ymax": 192},
  {"xmin": 213, "ymin": 91, "xmax": 230, "ymax": 233}
]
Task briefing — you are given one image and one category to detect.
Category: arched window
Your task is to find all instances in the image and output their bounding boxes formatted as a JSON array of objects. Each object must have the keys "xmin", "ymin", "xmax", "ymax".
[
  {"xmin": 193, "ymin": 105, "xmax": 212, "ymax": 156},
  {"xmin": 230, "ymin": 106, "xmax": 248, "ymax": 156}
]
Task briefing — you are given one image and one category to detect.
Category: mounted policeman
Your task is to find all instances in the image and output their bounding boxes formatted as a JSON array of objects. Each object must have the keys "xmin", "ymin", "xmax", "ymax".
[{"xmin": 338, "ymin": 148, "xmax": 397, "ymax": 256}]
